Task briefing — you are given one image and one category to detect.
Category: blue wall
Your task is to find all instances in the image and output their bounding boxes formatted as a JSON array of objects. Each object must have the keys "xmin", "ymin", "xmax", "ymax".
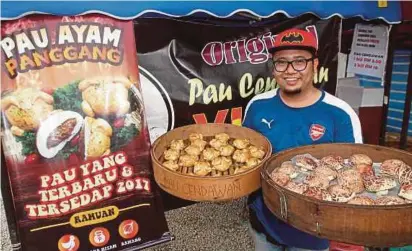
[{"xmin": 386, "ymin": 50, "xmax": 411, "ymax": 136}]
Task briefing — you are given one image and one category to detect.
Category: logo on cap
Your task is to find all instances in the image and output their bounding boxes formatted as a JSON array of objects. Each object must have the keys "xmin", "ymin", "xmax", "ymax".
[
  {"xmin": 281, "ymin": 32, "xmax": 304, "ymax": 44},
  {"xmin": 271, "ymin": 28, "xmax": 318, "ymax": 55}
]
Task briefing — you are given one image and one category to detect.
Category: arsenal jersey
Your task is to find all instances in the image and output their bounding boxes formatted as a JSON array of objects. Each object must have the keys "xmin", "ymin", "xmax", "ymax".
[{"xmin": 243, "ymin": 88, "xmax": 362, "ymax": 249}]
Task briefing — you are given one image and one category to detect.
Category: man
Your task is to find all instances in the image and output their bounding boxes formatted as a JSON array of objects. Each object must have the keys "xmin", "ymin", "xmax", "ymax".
[{"xmin": 242, "ymin": 28, "xmax": 363, "ymax": 251}]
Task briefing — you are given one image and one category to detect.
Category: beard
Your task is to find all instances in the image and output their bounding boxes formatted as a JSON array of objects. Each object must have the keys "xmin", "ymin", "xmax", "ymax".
[{"xmin": 282, "ymin": 87, "xmax": 302, "ymax": 95}]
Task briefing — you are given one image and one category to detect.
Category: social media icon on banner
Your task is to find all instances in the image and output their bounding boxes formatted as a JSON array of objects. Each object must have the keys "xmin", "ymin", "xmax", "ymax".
[
  {"xmin": 119, "ymin": 220, "xmax": 139, "ymax": 239},
  {"xmin": 89, "ymin": 227, "xmax": 110, "ymax": 247}
]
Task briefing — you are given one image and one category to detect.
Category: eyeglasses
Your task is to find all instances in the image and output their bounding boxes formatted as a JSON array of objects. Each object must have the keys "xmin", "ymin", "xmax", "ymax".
[{"xmin": 271, "ymin": 57, "xmax": 314, "ymax": 72}]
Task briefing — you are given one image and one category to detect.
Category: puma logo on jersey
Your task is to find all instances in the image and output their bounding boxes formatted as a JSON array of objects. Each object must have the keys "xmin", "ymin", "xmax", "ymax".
[{"xmin": 261, "ymin": 118, "xmax": 274, "ymax": 129}]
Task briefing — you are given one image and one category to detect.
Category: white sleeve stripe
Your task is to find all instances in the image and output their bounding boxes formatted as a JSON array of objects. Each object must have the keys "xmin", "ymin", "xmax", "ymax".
[
  {"xmin": 243, "ymin": 89, "xmax": 278, "ymax": 123},
  {"xmin": 322, "ymin": 93, "xmax": 363, "ymax": 143}
]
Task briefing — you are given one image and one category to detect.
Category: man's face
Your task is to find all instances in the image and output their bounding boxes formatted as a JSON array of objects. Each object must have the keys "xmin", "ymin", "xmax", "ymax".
[{"xmin": 272, "ymin": 49, "xmax": 318, "ymax": 95}]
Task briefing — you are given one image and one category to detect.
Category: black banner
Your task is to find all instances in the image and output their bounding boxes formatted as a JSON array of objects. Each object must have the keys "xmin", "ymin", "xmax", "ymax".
[
  {"xmin": 135, "ymin": 15, "xmax": 340, "ymax": 142},
  {"xmin": 134, "ymin": 14, "xmax": 341, "ymax": 208}
]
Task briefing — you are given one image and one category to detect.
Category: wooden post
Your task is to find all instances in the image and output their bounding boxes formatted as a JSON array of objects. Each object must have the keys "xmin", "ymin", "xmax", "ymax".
[{"xmin": 379, "ymin": 27, "xmax": 395, "ymax": 146}]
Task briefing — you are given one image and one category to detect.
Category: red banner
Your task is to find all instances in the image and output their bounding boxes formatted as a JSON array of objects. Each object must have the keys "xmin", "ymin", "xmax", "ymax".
[{"xmin": 1, "ymin": 14, "xmax": 171, "ymax": 251}]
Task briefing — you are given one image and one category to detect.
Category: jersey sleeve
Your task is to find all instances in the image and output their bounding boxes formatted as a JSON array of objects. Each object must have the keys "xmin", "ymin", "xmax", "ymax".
[
  {"xmin": 335, "ymin": 111, "xmax": 363, "ymax": 144},
  {"xmin": 242, "ymin": 101, "xmax": 256, "ymax": 129}
]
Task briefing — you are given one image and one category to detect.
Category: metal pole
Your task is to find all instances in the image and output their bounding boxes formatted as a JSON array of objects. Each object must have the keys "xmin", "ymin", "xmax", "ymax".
[{"xmin": 1, "ymin": 149, "xmax": 22, "ymax": 251}]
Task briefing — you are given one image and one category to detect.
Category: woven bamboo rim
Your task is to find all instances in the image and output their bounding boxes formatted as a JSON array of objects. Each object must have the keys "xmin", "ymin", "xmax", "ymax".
[
  {"xmin": 261, "ymin": 143, "xmax": 412, "ymax": 247},
  {"xmin": 151, "ymin": 123, "xmax": 272, "ymax": 201}
]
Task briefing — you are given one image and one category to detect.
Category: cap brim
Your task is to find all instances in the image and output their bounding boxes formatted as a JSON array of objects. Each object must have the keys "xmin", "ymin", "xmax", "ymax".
[{"xmin": 269, "ymin": 45, "xmax": 317, "ymax": 55}]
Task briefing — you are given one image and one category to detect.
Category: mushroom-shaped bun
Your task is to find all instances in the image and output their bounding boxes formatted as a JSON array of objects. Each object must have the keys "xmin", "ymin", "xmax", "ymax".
[
  {"xmin": 179, "ymin": 154, "xmax": 198, "ymax": 167},
  {"xmin": 349, "ymin": 154, "xmax": 373, "ymax": 166},
  {"xmin": 219, "ymin": 144, "xmax": 235, "ymax": 157},
  {"xmin": 189, "ymin": 133, "xmax": 203, "ymax": 142},
  {"xmin": 214, "ymin": 133, "xmax": 230, "ymax": 142},
  {"xmin": 248, "ymin": 145, "xmax": 265, "ymax": 159},
  {"xmin": 210, "ymin": 138, "xmax": 227, "ymax": 150},
  {"xmin": 191, "ymin": 139, "xmax": 208, "ymax": 150},
  {"xmin": 170, "ymin": 139, "xmax": 185, "ymax": 151},
  {"xmin": 185, "ymin": 145, "xmax": 202, "ymax": 156},
  {"xmin": 245, "ymin": 158, "xmax": 260, "ymax": 168},
  {"xmin": 211, "ymin": 156, "xmax": 232, "ymax": 172},
  {"xmin": 163, "ymin": 160, "xmax": 179, "ymax": 171},
  {"xmin": 233, "ymin": 138, "xmax": 250, "ymax": 149},
  {"xmin": 202, "ymin": 147, "xmax": 220, "ymax": 161},
  {"xmin": 193, "ymin": 161, "xmax": 212, "ymax": 176},
  {"xmin": 233, "ymin": 149, "xmax": 251, "ymax": 163},
  {"xmin": 164, "ymin": 149, "xmax": 180, "ymax": 161}
]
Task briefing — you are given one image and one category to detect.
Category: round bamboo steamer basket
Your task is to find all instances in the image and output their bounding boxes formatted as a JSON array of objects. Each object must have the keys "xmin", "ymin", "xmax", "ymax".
[
  {"xmin": 261, "ymin": 143, "xmax": 412, "ymax": 247},
  {"xmin": 151, "ymin": 123, "xmax": 272, "ymax": 202}
]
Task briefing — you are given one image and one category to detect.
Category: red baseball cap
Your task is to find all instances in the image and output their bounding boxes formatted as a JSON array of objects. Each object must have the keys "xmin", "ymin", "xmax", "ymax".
[{"xmin": 269, "ymin": 28, "xmax": 318, "ymax": 55}]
